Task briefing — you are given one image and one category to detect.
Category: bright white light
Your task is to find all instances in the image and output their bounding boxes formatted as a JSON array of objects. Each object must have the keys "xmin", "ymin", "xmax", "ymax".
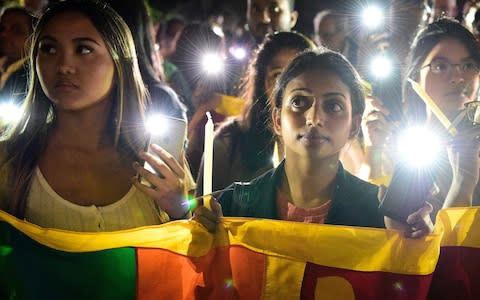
[
  {"xmin": 146, "ymin": 114, "xmax": 168, "ymax": 136},
  {"xmin": 397, "ymin": 126, "xmax": 441, "ymax": 168},
  {"xmin": 211, "ymin": 24, "xmax": 224, "ymax": 37},
  {"xmin": 0, "ymin": 102, "xmax": 22, "ymax": 125},
  {"xmin": 362, "ymin": 6, "xmax": 384, "ymax": 30},
  {"xmin": 370, "ymin": 54, "xmax": 392, "ymax": 79},
  {"xmin": 202, "ymin": 53, "xmax": 224, "ymax": 75},
  {"xmin": 229, "ymin": 46, "xmax": 247, "ymax": 60}
]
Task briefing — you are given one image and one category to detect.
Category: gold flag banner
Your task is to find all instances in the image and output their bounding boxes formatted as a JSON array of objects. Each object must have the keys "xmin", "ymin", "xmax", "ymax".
[
  {"xmin": 428, "ymin": 207, "xmax": 480, "ymax": 299},
  {"xmin": 0, "ymin": 208, "xmax": 454, "ymax": 299}
]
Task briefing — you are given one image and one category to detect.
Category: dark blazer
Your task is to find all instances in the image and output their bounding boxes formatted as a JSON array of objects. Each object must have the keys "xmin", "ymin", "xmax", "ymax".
[{"xmin": 218, "ymin": 160, "xmax": 385, "ymax": 228}]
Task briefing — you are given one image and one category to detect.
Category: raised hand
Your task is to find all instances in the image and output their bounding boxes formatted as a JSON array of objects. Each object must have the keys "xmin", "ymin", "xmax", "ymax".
[
  {"xmin": 192, "ymin": 198, "xmax": 223, "ymax": 233},
  {"xmin": 362, "ymin": 96, "xmax": 392, "ymax": 148},
  {"xmin": 132, "ymin": 144, "xmax": 189, "ymax": 219}
]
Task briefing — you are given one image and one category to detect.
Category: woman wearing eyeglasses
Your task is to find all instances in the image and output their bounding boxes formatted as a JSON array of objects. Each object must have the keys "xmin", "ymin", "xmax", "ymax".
[{"xmin": 385, "ymin": 18, "xmax": 480, "ymax": 228}]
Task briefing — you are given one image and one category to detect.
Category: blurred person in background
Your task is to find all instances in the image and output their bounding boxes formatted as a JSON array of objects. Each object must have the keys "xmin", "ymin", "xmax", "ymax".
[
  {"xmin": 155, "ymin": 16, "xmax": 192, "ymax": 111},
  {"xmin": 352, "ymin": 0, "xmax": 429, "ymax": 184},
  {"xmin": 356, "ymin": 0, "xmax": 429, "ymax": 124},
  {"xmin": 107, "ymin": 0, "xmax": 187, "ymax": 121},
  {"xmin": 169, "ymin": 22, "xmax": 225, "ymax": 119},
  {"xmin": 430, "ymin": 0, "xmax": 458, "ymax": 21},
  {"xmin": 246, "ymin": 0, "xmax": 298, "ymax": 46},
  {"xmin": 223, "ymin": 0, "xmax": 300, "ymax": 97},
  {"xmin": 157, "ymin": 16, "xmax": 185, "ymax": 61},
  {"xmin": 313, "ymin": 9, "xmax": 358, "ymax": 68},
  {"xmin": 170, "ymin": 22, "xmax": 227, "ymax": 177},
  {"xmin": 0, "ymin": 7, "xmax": 36, "ymax": 105}
]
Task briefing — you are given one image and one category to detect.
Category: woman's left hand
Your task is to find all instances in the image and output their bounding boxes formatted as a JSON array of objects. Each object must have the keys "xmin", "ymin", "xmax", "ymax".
[
  {"xmin": 404, "ymin": 202, "xmax": 434, "ymax": 238},
  {"xmin": 385, "ymin": 202, "xmax": 434, "ymax": 239},
  {"xmin": 192, "ymin": 199, "xmax": 223, "ymax": 233},
  {"xmin": 132, "ymin": 144, "xmax": 189, "ymax": 219}
]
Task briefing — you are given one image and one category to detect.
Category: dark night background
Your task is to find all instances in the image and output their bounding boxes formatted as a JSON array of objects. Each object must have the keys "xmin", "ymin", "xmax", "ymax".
[{"xmin": 150, "ymin": 0, "xmax": 343, "ymax": 36}]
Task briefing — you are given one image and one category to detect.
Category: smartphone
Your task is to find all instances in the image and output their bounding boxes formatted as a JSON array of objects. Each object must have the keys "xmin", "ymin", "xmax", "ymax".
[
  {"xmin": 141, "ymin": 115, "xmax": 187, "ymax": 184},
  {"xmin": 378, "ymin": 165, "xmax": 434, "ymax": 223}
]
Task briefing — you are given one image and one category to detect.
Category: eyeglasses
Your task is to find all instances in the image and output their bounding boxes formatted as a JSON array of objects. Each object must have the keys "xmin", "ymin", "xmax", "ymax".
[{"xmin": 421, "ymin": 59, "xmax": 479, "ymax": 76}]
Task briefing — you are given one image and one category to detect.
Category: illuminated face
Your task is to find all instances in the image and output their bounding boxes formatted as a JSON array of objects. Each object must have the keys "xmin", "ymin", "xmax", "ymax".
[
  {"xmin": 36, "ymin": 12, "xmax": 115, "ymax": 112},
  {"xmin": 264, "ymin": 48, "xmax": 300, "ymax": 99},
  {"xmin": 315, "ymin": 15, "xmax": 345, "ymax": 52},
  {"xmin": 419, "ymin": 38, "xmax": 480, "ymax": 118},
  {"xmin": 273, "ymin": 70, "xmax": 360, "ymax": 161},
  {"xmin": 0, "ymin": 11, "xmax": 31, "ymax": 61},
  {"xmin": 247, "ymin": 0, "xmax": 298, "ymax": 43}
]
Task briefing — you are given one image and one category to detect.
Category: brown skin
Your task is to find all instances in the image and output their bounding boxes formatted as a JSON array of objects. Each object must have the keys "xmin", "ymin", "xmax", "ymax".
[
  {"xmin": 272, "ymin": 70, "xmax": 360, "ymax": 208},
  {"xmin": 36, "ymin": 12, "xmax": 186, "ymax": 218},
  {"xmin": 315, "ymin": 14, "xmax": 346, "ymax": 52},
  {"xmin": 246, "ymin": 0, "xmax": 298, "ymax": 44}
]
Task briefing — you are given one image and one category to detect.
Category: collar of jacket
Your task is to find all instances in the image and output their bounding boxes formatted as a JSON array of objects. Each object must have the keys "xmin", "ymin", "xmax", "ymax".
[{"xmin": 232, "ymin": 159, "xmax": 348, "ymax": 219}]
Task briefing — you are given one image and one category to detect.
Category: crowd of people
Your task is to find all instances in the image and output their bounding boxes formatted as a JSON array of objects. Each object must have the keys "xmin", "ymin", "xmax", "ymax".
[{"xmin": 0, "ymin": 0, "xmax": 478, "ymax": 245}]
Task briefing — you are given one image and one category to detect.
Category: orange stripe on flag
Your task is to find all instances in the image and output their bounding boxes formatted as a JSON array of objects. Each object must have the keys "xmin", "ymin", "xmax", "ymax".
[{"xmin": 136, "ymin": 245, "xmax": 265, "ymax": 299}]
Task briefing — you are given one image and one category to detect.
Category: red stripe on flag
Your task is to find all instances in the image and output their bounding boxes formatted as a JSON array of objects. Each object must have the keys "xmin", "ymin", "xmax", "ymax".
[
  {"xmin": 428, "ymin": 246, "xmax": 480, "ymax": 300},
  {"xmin": 301, "ymin": 262, "xmax": 432, "ymax": 300},
  {"xmin": 136, "ymin": 245, "xmax": 265, "ymax": 299}
]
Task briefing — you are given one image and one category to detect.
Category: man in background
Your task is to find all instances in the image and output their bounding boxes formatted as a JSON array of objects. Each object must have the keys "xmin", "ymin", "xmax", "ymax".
[
  {"xmin": 313, "ymin": 9, "xmax": 358, "ymax": 67},
  {"xmin": 246, "ymin": 0, "xmax": 298, "ymax": 45}
]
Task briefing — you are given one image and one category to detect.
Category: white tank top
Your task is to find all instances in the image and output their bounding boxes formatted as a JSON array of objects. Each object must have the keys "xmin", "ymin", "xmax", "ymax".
[{"xmin": 25, "ymin": 167, "xmax": 169, "ymax": 231}]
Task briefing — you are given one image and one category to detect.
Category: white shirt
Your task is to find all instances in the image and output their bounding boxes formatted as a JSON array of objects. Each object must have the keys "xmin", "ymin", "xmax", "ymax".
[{"xmin": 25, "ymin": 167, "xmax": 169, "ymax": 231}]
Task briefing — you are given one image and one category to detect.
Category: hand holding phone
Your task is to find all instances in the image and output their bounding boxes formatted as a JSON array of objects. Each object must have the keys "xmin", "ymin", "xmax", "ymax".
[{"xmin": 132, "ymin": 114, "xmax": 189, "ymax": 219}]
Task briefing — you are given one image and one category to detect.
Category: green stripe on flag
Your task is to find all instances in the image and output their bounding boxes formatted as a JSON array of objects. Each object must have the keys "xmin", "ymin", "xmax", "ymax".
[{"xmin": 0, "ymin": 222, "xmax": 137, "ymax": 300}]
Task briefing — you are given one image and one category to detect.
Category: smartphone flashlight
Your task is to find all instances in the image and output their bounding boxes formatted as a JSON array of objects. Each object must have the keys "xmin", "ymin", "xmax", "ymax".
[
  {"xmin": 0, "ymin": 102, "xmax": 22, "ymax": 125},
  {"xmin": 362, "ymin": 5, "xmax": 384, "ymax": 30},
  {"xmin": 202, "ymin": 52, "xmax": 224, "ymax": 75},
  {"xmin": 141, "ymin": 114, "xmax": 187, "ymax": 184}
]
